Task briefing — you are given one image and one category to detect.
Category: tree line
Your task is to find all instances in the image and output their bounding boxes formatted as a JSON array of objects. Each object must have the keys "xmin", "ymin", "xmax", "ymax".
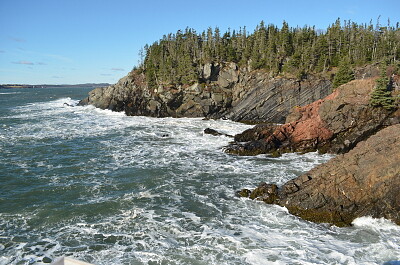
[{"xmin": 141, "ymin": 18, "xmax": 400, "ymax": 87}]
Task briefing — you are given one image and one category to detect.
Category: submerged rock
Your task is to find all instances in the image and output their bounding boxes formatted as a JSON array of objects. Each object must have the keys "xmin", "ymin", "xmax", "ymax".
[{"xmin": 241, "ymin": 124, "xmax": 400, "ymax": 226}]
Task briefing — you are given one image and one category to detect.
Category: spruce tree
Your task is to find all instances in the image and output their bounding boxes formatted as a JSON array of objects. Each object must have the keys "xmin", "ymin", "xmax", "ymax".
[
  {"xmin": 332, "ymin": 57, "xmax": 354, "ymax": 88},
  {"xmin": 370, "ymin": 65, "xmax": 395, "ymax": 110},
  {"xmin": 142, "ymin": 19, "xmax": 400, "ymax": 88}
]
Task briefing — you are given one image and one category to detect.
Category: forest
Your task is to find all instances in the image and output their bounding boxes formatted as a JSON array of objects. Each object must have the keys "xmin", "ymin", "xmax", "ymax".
[{"xmin": 141, "ymin": 18, "xmax": 400, "ymax": 87}]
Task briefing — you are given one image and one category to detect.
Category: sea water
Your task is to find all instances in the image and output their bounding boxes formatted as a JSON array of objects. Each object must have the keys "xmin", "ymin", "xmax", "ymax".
[{"xmin": 0, "ymin": 87, "xmax": 399, "ymax": 265}]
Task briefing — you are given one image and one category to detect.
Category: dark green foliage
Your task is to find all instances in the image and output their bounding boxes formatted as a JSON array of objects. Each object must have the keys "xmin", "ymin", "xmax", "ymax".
[
  {"xmin": 142, "ymin": 19, "xmax": 400, "ymax": 87},
  {"xmin": 332, "ymin": 57, "xmax": 355, "ymax": 88},
  {"xmin": 370, "ymin": 65, "xmax": 396, "ymax": 110}
]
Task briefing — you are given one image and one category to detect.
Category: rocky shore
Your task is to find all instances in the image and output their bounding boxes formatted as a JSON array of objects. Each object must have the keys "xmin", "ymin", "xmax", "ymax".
[
  {"xmin": 238, "ymin": 124, "xmax": 400, "ymax": 226},
  {"xmin": 232, "ymin": 73, "xmax": 400, "ymax": 226},
  {"xmin": 81, "ymin": 63, "xmax": 400, "ymax": 226},
  {"xmin": 79, "ymin": 63, "xmax": 331, "ymax": 123}
]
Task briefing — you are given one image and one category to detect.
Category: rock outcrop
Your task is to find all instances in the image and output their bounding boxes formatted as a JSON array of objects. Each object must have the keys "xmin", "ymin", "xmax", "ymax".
[
  {"xmin": 226, "ymin": 78, "xmax": 399, "ymax": 155},
  {"xmin": 204, "ymin": 128, "xmax": 233, "ymax": 137},
  {"xmin": 238, "ymin": 124, "xmax": 400, "ymax": 226},
  {"xmin": 220, "ymin": 73, "xmax": 331, "ymax": 123},
  {"xmin": 80, "ymin": 63, "xmax": 332, "ymax": 123}
]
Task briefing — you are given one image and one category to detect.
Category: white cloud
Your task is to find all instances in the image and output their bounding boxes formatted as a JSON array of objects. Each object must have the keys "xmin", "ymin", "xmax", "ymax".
[
  {"xmin": 13, "ymin": 60, "xmax": 34, "ymax": 65},
  {"xmin": 10, "ymin": 37, "xmax": 26, "ymax": 42}
]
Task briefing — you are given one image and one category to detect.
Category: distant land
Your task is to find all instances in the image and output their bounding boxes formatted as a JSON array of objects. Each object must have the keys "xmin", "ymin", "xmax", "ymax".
[{"xmin": 0, "ymin": 83, "xmax": 111, "ymax": 89}]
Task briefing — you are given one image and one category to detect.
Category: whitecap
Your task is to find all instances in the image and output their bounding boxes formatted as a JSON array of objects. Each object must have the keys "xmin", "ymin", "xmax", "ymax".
[{"xmin": 352, "ymin": 216, "xmax": 400, "ymax": 231}]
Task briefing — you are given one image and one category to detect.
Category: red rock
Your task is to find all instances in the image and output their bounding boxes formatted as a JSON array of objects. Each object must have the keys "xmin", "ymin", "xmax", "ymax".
[{"xmin": 226, "ymin": 78, "xmax": 396, "ymax": 155}]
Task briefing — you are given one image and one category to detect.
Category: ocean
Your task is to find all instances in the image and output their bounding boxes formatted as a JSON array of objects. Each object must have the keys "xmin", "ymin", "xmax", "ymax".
[{"xmin": 0, "ymin": 87, "xmax": 399, "ymax": 265}]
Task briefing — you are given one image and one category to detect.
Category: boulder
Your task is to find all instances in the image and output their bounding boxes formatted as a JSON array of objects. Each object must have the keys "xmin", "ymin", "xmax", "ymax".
[
  {"xmin": 202, "ymin": 63, "xmax": 220, "ymax": 82},
  {"xmin": 217, "ymin": 62, "xmax": 239, "ymax": 88},
  {"xmin": 249, "ymin": 182, "xmax": 279, "ymax": 203}
]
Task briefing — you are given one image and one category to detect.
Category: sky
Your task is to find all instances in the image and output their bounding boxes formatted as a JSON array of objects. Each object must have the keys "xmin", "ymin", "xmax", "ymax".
[{"xmin": 0, "ymin": 0, "xmax": 399, "ymax": 85}]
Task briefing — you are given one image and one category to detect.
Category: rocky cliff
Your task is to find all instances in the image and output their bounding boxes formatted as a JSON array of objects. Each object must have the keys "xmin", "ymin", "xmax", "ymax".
[
  {"xmin": 80, "ymin": 63, "xmax": 332, "ymax": 123},
  {"xmin": 238, "ymin": 124, "xmax": 400, "ymax": 226},
  {"xmin": 233, "ymin": 71, "xmax": 400, "ymax": 226},
  {"xmin": 226, "ymin": 77, "xmax": 399, "ymax": 155}
]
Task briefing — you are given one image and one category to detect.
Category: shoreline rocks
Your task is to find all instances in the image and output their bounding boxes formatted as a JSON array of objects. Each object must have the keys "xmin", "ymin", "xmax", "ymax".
[
  {"xmin": 79, "ymin": 63, "xmax": 332, "ymax": 124},
  {"xmin": 238, "ymin": 124, "xmax": 400, "ymax": 226},
  {"xmin": 204, "ymin": 128, "xmax": 233, "ymax": 137}
]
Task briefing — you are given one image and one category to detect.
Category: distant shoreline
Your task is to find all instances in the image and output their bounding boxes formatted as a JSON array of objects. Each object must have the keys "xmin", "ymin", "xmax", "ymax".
[{"xmin": 0, "ymin": 83, "xmax": 110, "ymax": 89}]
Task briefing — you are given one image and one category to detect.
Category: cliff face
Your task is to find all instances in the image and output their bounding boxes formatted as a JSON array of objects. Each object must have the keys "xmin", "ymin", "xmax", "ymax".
[
  {"xmin": 80, "ymin": 63, "xmax": 332, "ymax": 123},
  {"xmin": 226, "ymin": 78, "xmax": 398, "ymax": 155},
  {"xmin": 217, "ymin": 65, "xmax": 331, "ymax": 123},
  {"xmin": 239, "ymin": 124, "xmax": 400, "ymax": 226}
]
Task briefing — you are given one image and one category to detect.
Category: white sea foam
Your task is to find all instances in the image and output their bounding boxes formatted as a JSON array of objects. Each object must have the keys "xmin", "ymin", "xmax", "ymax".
[
  {"xmin": 353, "ymin": 216, "xmax": 400, "ymax": 231},
  {"xmin": 1, "ymin": 97, "xmax": 399, "ymax": 265},
  {"xmin": 0, "ymin": 92, "xmax": 22, "ymax": 95}
]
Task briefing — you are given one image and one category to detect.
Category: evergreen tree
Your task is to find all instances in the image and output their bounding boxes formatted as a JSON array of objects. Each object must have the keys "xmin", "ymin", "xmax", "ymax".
[
  {"xmin": 332, "ymin": 57, "xmax": 355, "ymax": 88},
  {"xmin": 370, "ymin": 64, "xmax": 395, "ymax": 110},
  {"xmin": 141, "ymin": 19, "xmax": 400, "ymax": 88}
]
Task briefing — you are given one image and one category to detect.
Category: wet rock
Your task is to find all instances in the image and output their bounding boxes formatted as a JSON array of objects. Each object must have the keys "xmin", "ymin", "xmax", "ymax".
[
  {"xmin": 204, "ymin": 128, "xmax": 232, "ymax": 137},
  {"xmin": 42, "ymin": 257, "xmax": 52, "ymax": 263},
  {"xmin": 249, "ymin": 182, "xmax": 279, "ymax": 204},
  {"xmin": 243, "ymin": 124, "xmax": 400, "ymax": 226},
  {"xmin": 236, "ymin": 188, "xmax": 251, "ymax": 198},
  {"xmin": 233, "ymin": 124, "xmax": 277, "ymax": 142}
]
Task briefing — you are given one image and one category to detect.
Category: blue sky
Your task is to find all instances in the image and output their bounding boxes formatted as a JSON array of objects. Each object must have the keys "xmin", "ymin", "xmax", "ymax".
[{"xmin": 0, "ymin": 0, "xmax": 399, "ymax": 85}]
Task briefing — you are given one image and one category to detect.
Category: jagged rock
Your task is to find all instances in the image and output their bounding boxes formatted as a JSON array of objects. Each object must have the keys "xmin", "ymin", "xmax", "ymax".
[
  {"xmin": 226, "ymin": 78, "xmax": 398, "ymax": 155},
  {"xmin": 354, "ymin": 63, "xmax": 380, "ymax": 79},
  {"xmin": 202, "ymin": 63, "xmax": 220, "ymax": 82},
  {"xmin": 238, "ymin": 182, "xmax": 280, "ymax": 201},
  {"xmin": 203, "ymin": 63, "xmax": 212, "ymax": 80},
  {"xmin": 233, "ymin": 124, "xmax": 277, "ymax": 142},
  {"xmin": 223, "ymin": 74, "xmax": 332, "ymax": 123},
  {"xmin": 80, "ymin": 62, "xmax": 396, "ymax": 129},
  {"xmin": 217, "ymin": 62, "xmax": 239, "ymax": 88},
  {"xmin": 242, "ymin": 124, "xmax": 400, "ymax": 226},
  {"xmin": 236, "ymin": 189, "xmax": 251, "ymax": 198},
  {"xmin": 204, "ymin": 128, "xmax": 233, "ymax": 137},
  {"xmin": 288, "ymin": 125, "xmax": 400, "ymax": 226},
  {"xmin": 318, "ymin": 78, "xmax": 393, "ymax": 153},
  {"xmin": 249, "ymin": 182, "xmax": 279, "ymax": 203},
  {"xmin": 80, "ymin": 64, "xmax": 333, "ymax": 123}
]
